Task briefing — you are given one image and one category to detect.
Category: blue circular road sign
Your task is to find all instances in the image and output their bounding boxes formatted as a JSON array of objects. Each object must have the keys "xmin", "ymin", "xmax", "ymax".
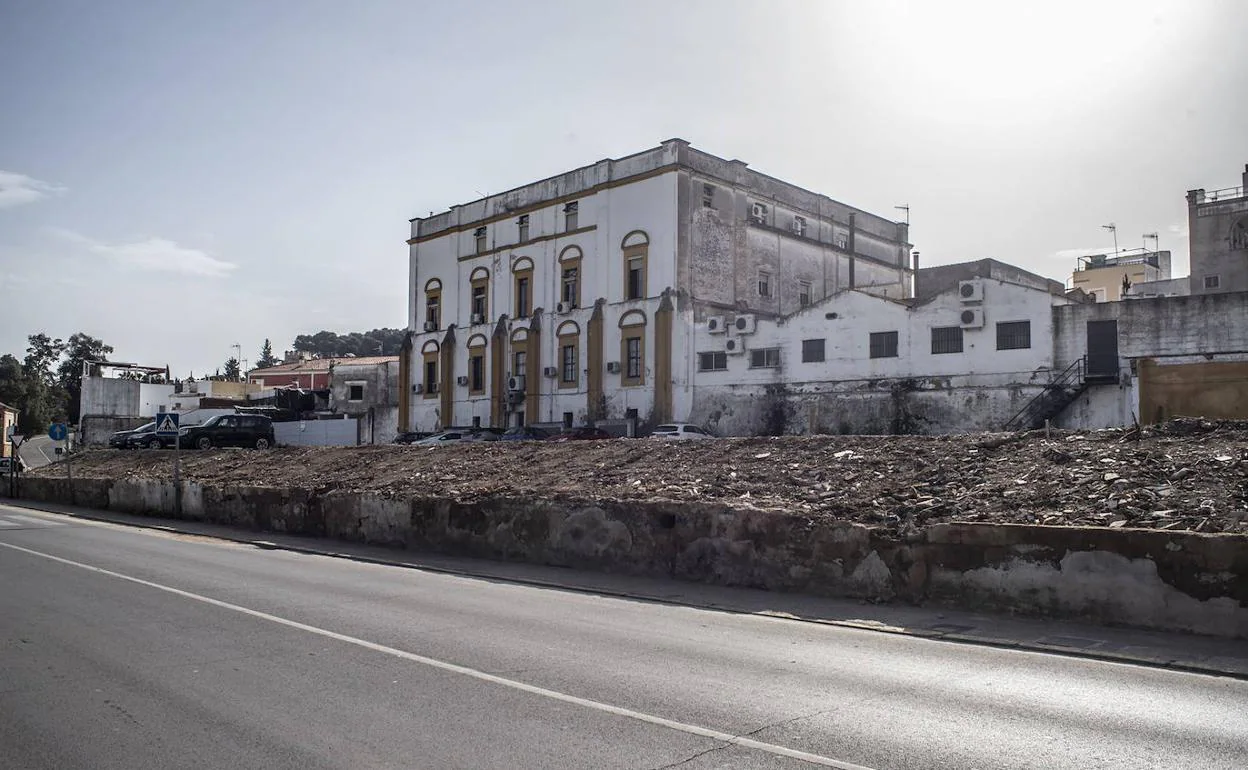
[{"xmin": 48, "ymin": 423, "xmax": 68, "ymax": 441}]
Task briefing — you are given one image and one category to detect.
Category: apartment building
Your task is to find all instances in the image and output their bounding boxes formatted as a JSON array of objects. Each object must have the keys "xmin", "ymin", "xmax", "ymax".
[
  {"xmin": 1187, "ymin": 163, "xmax": 1248, "ymax": 295},
  {"xmin": 401, "ymin": 139, "xmax": 913, "ymax": 433}
]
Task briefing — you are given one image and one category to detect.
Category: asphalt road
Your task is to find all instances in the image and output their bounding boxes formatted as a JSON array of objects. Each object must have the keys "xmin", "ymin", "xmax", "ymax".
[{"xmin": 1, "ymin": 503, "xmax": 1245, "ymax": 770}]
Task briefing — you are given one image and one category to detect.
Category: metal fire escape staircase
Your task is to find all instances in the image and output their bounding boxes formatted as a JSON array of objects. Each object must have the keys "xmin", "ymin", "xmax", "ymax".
[{"xmin": 1004, "ymin": 357, "xmax": 1103, "ymax": 431}]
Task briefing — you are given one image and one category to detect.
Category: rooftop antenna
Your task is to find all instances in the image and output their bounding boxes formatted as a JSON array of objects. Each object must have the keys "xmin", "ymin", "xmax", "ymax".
[
  {"xmin": 1101, "ymin": 223, "xmax": 1119, "ymax": 256},
  {"xmin": 1143, "ymin": 232, "xmax": 1159, "ymax": 253},
  {"xmin": 894, "ymin": 204, "xmax": 910, "ymax": 226}
]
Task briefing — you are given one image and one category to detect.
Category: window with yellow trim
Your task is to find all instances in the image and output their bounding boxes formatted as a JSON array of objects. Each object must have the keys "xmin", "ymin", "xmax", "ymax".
[{"xmin": 622, "ymin": 333, "xmax": 644, "ymax": 386}]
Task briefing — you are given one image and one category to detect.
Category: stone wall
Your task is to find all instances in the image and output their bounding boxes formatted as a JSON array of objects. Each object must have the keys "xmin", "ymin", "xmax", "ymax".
[{"xmin": 11, "ymin": 476, "xmax": 1246, "ymax": 639}]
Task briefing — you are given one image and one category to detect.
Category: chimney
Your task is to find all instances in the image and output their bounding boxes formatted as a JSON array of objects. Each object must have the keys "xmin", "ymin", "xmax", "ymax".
[
  {"xmin": 1242, "ymin": 163, "xmax": 1247, "ymax": 191},
  {"xmin": 911, "ymin": 251, "xmax": 920, "ymax": 297}
]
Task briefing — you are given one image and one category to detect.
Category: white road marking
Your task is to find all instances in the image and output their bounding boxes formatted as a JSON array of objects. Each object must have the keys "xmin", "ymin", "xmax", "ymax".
[
  {"xmin": 0, "ymin": 540, "xmax": 872, "ymax": 770},
  {"xmin": 3, "ymin": 513, "xmax": 66, "ymax": 527}
]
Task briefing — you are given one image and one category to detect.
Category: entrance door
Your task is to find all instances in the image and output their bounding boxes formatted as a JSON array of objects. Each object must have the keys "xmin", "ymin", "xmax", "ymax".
[{"xmin": 1086, "ymin": 320, "xmax": 1119, "ymax": 381}]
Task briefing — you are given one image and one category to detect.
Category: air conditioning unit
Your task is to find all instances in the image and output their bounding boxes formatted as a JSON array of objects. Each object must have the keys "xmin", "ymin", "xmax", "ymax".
[
  {"xmin": 543, "ymin": 366, "xmax": 558, "ymax": 378},
  {"xmin": 791, "ymin": 218, "xmax": 806, "ymax": 236},
  {"xmin": 507, "ymin": 374, "xmax": 526, "ymax": 392},
  {"xmin": 423, "ymin": 321, "xmax": 438, "ymax": 332},
  {"xmin": 470, "ymin": 313, "xmax": 484, "ymax": 325},
  {"xmin": 411, "ymin": 383, "xmax": 423, "ymax": 394},
  {"xmin": 749, "ymin": 202, "xmax": 767, "ymax": 223},
  {"xmin": 958, "ymin": 280, "xmax": 984, "ymax": 303},
  {"xmin": 725, "ymin": 337, "xmax": 747, "ymax": 355},
  {"xmin": 731, "ymin": 314, "xmax": 757, "ymax": 335},
  {"xmin": 707, "ymin": 315, "xmax": 726, "ymax": 334},
  {"xmin": 456, "ymin": 375, "xmax": 469, "ymax": 386},
  {"xmin": 960, "ymin": 308, "xmax": 985, "ymax": 329},
  {"xmin": 557, "ymin": 301, "xmax": 576, "ymax": 314},
  {"xmin": 606, "ymin": 361, "xmax": 621, "ymax": 374}
]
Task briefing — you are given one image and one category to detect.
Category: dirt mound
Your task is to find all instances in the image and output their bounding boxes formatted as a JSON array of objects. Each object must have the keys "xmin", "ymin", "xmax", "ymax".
[{"xmin": 36, "ymin": 421, "xmax": 1248, "ymax": 534}]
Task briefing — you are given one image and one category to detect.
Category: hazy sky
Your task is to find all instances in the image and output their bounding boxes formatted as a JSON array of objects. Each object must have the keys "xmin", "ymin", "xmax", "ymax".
[{"xmin": 2, "ymin": 0, "xmax": 1245, "ymax": 376}]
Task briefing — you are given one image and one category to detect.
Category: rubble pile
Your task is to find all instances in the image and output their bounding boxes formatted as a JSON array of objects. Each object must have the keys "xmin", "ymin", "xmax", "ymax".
[{"xmin": 41, "ymin": 418, "xmax": 1248, "ymax": 534}]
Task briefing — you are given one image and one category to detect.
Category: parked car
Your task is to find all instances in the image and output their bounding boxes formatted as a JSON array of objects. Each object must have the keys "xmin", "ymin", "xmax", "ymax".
[
  {"xmin": 498, "ymin": 426, "xmax": 552, "ymax": 442},
  {"xmin": 178, "ymin": 414, "xmax": 275, "ymax": 450},
  {"xmin": 394, "ymin": 431, "xmax": 434, "ymax": 445},
  {"xmin": 546, "ymin": 427, "xmax": 614, "ymax": 442},
  {"xmin": 650, "ymin": 423, "xmax": 716, "ymax": 441},
  {"xmin": 412, "ymin": 431, "xmax": 469, "ymax": 446},
  {"xmin": 109, "ymin": 422, "xmax": 155, "ymax": 449},
  {"xmin": 462, "ymin": 428, "xmax": 503, "ymax": 442}
]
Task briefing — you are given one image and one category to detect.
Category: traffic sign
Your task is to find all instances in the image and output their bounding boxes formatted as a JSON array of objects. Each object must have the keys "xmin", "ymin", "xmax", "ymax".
[
  {"xmin": 0, "ymin": 457, "xmax": 12, "ymax": 473},
  {"xmin": 155, "ymin": 412, "xmax": 180, "ymax": 436},
  {"xmin": 48, "ymin": 423, "xmax": 68, "ymax": 441}
]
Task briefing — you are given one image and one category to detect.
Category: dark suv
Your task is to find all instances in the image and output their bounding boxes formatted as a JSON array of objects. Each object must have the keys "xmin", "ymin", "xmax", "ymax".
[{"xmin": 179, "ymin": 414, "xmax": 276, "ymax": 450}]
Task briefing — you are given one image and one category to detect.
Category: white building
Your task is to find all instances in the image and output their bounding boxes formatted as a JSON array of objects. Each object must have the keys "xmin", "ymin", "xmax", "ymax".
[{"xmin": 402, "ymin": 138, "xmax": 913, "ymax": 433}]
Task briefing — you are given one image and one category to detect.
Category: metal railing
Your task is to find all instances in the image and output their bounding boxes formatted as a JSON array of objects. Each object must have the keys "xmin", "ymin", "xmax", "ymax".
[
  {"xmin": 1204, "ymin": 186, "xmax": 1245, "ymax": 202},
  {"xmin": 1004, "ymin": 357, "xmax": 1086, "ymax": 431}
]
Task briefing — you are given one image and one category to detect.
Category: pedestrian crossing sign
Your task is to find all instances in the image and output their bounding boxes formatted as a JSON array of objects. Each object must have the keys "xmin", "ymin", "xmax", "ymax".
[{"xmin": 156, "ymin": 413, "xmax": 180, "ymax": 436}]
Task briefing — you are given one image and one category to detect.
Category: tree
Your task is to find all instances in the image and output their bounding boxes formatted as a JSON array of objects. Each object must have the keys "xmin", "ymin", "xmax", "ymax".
[
  {"xmin": 24, "ymin": 333, "xmax": 65, "ymax": 386},
  {"xmin": 57, "ymin": 333, "xmax": 114, "ymax": 424},
  {"xmin": 256, "ymin": 338, "xmax": 279, "ymax": 369},
  {"xmin": 292, "ymin": 328, "xmax": 407, "ymax": 358},
  {"xmin": 223, "ymin": 357, "xmax": 241, "ymax": 380}
]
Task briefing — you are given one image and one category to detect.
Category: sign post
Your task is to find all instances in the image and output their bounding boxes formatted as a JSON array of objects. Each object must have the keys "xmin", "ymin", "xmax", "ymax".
[
  {"xmin": 156, "ymin": 413, "xmax": 181, "ymax": 515},
  {"xmin": 48, "ymin": 423, "xmax": 71, "ymax": 503}
]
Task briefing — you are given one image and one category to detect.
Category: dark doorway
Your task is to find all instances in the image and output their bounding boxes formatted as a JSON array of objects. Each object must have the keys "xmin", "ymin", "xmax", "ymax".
[{"xmin": 1086, "ymin": 320, "xmax": 1119, "ymax": 382}]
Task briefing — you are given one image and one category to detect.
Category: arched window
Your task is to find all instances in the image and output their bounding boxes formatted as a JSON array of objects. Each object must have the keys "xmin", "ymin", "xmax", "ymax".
[
  {"xmin": 467, "ymin": 334, "xmax": 488, "ymax": 395},
  {"xmin": 558, "ymin": 245, "xmax": 583, "ymax": 309},
  {"xmin": 423, "ymin": 279, "xmax": 442, "ymax": 331},
  {"xmin": 618, "ymin": 310, "xmax": 647, "ymax": 386},
  {"xmin": 512, "ymin": 257, "xmax": 534, "ymax": 319},
  {"xmin": 1231, "ymin": 218, "xmax": 1248, "ymax": 252},
  {"xmin": 556, "ymin": 320, "xmax": 581, "ymax": 389},
  {"xmin": 420, "ymin": 340, "xmax": 440, "ymax": 398},
  {"xmin": 469, "ymin": 267, "xmax": 490, "ymax": 323},
  {"xmin": 510, "ymin": 328, "xmax": 529, "ymax": 384},
  {"xmin": 621, "ymin": 231, "xmax": 649, "ymax": 301}
]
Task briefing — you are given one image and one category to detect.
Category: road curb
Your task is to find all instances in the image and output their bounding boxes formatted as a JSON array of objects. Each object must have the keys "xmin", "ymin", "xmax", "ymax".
[{"xmin": 6, "ymin": 499, "xmax": 1246, "ymax": 681}]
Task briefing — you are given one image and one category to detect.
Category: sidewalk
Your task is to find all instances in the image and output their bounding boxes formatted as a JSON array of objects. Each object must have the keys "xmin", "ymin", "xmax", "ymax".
[{"xmin": 7, "ymin": 497, "xmax": 1247, "ymax": 679}]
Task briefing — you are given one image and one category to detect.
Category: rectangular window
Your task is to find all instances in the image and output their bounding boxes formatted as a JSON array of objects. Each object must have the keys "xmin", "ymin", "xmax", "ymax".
[
  {"xmin": 426, "ymin": 294, "xmax": 440, "ymax": 330},
  {"xmin": 931, "ymin": 326, "xmax": 964, "ymax": 355},
  {"xmin": 702, "ymin": 183, "xmax": 715, "ymax": 209},
  {"xmin": 562, "ymin": 266, "xmax": 579, "ymax": 305},
  {"xmin": 513, "ymin": 351, "xmax": 526, "ymax": 379},
  {"xmin": 801, "ymin": 338, "xmax": 825, "ymax": 363},
  {"xmin": 424, "ymin": 360, "xmax": 438, "ymax": 396},
  {"xmin": 474, "ymin": 226, "xmax": 487, "ymax": 254},
  {"xmin": 469, "ymin": 354, "xmax": 485, "ymax": 393},
  {"xmin": 627, "ymin": 256, "xmax": 645, "ymax": 300},
  {"xmin": 625, "ymin": 336, "xmax": 642, "ymax": 380},
  {"xmin": 758, "ymin": 271, "xmax": 771, "ymax": 298},
  {"xmin": 1204, "ymin": 275, "xmax": 1221, "ymax": 289},
  {"xmin": 798, "ymin": 281, "xmax": 812, "ymax": 307},
  {"xmin": 996, "ymin": 321, "xmax": 1031, "ymax": 350},
  {"xmin": 517, "ymin": 214, "xmax": 530, "ymax": 243},
  {"xmin": 348, "ymin": 384, "xmax": 364, "ymax": 401},
  {"xmin": 561, "ymin": 344, "xmax": 577, "ymax": 384},
  {"xmin": 471, "ymin": 284, "xmax": 487, "ymax": 318},
  {"xmin": 835, "ymin": 234, "xmax": 848, "ymax": 249},
  {"xmin": 869, "ymin": 331, "xmax": 899, "ymax": 359},
  {"xmin": 750, "ymin": 347, "xmax": 780, "ymax": 368},
  {"xmin": 564, "ymin": 201, "xmax": 578, "ymax": 231},
  {"xmin": 516, "ymin": 276, "xmax": 530, "ymax": 317},
  {"xmin": 698, "ymin": 351, "xmax": 728, "ymax": 371}
]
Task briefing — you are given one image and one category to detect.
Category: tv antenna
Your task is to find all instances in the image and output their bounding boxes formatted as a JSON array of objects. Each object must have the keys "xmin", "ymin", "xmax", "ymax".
[
  {"xmin": 1143, "ymin": 232, "xmax": 1159, "ymax": 253},
  {"xmin": 1101, "ymin": 223, "xmax": 1119, "ymax": 255},
  {"xmin": 894, "ymin": 204, "xmax": 910, "ymax": 226}
]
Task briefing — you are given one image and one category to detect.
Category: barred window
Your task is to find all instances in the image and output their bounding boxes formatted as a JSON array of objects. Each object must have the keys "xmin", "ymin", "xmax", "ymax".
[
  {"xmin": 869, "ymin": 331, "xmax": 898, "ymax": 359},
  {"xmin": 931, "ymin": 326, "xmax": 964, "ymax": 355},
  {"xmin": 749, "ymin": 347, "xmax": 780, "ymax": 368},
  {"xmin": 698, "ymin": 351, "xmax": 728, "ymax": 371},
  {"xmin": 996, "ymin": 321, "xmax": 1031, "ymax": 350}
]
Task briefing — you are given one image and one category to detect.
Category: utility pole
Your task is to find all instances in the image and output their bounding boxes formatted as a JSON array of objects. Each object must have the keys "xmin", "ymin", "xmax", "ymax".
[{"xmin": 1101, "ymin": 223, "xmax": 1119, "ymax": 256}]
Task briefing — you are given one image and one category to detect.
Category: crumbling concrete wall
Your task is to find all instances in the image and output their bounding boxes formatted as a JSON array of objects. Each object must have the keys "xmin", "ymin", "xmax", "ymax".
[{"xmin": 13, "ymin": 476, "xmax": 1246, "ymax": 638}]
